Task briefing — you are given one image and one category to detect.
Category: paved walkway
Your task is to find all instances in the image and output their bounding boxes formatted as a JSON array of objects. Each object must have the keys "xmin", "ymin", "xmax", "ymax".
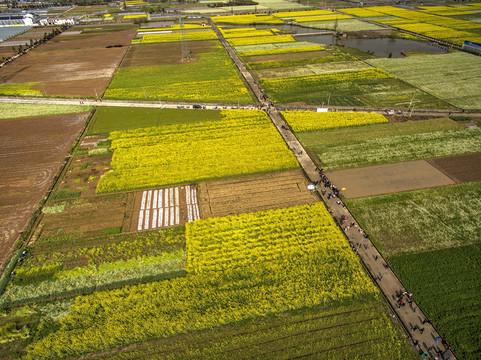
[{"xmin": 210, "ymin": 18, "xmax": 457, "ymax": 360}]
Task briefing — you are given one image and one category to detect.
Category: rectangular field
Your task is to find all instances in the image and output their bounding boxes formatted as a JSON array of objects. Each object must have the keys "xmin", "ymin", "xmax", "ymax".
[
  {"xmin": 389, "ymin": 244, "xmax": 481, "ymax": 360},
  {"xmin": 198, "ymin": 169, "xmax": 319, "ymax": 218},
  {"xmin": 0, "ymin": 111, "xmax": 89, "ymax": 267},
  {"xmin": 0, "ymin": 25, "xmax": 137, "ymax": 98},
  {"xmin": 366, "ymin": 53, "xmax": 481, "ymax": 110},
  {"xmin": 344, "ymin": 181, "xmax": 481, "ymax": 255},
  {"xmin": 326, "ymin": 160, "xmax": 455, "ymax": 198},
  {"xmin": 105, "ymin": 41, "xmax": 252, "ymax": 103},
  {"xmin": 296, "ymin": 118, "xmax": 481, "ymax": 170},
  {"xmin": 97, "ymin": 110, "xmax": 299, "ymax": 193},
  {"xmin": 24, "ymin": 203, "xmax": 402, "ymax": 359}
]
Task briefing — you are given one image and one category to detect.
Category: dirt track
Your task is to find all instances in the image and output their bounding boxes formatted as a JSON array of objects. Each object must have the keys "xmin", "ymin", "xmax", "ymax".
[{"xmin": 0, "ymin": 112, "xmax": 89, "ymax": 265}]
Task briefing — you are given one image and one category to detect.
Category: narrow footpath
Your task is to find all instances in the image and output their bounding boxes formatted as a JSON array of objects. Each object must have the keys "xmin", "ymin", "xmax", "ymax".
[{"xmin": 210, "ymin": 18, "xmax": 457, "ymax": 360}]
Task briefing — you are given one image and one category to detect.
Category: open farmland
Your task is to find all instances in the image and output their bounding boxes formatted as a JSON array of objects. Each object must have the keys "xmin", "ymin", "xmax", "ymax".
[
  {"xmin": 296, "ymin": 117, "xmax": 481, "ymax": 170},
  {"xmin": 198, "ymin": 169, "xmax": 318, "ymax": 218},
  {"xmin": 299, "ymin": 18, "xmax": 383, "ymax": 31},
  {"xmin": 0, "ymin": 27, "xmax": 60, "ymax": 59},
  {"xmin": 345, "ymin": 182, "xmax": 481, "ymax": 255},
  {"xmin": 1, "ymin": 226, "xmax": 186, "ymax": 307},
  {"xmin": 389, "ymin": 244, "xmax": 481, "ymax": 360},
  {"xmin": 259, "ymin": 65, "xmax": 449, "ymax": 108},
  {"xmin": 367, "ymin": 53, "xmax": 481, "ymax": 110},
  {"xmin": 345, "ymin": 181, "xmax": 481, "ymax": 359},
  {"xmin": 105, "ymin": 40, "xmax": 252, "ymax": 103},
  {"xmin": 22, "ymin": 203, "xmax": 414, "ymax": 359},
  {"xmin": 97, "ymin": 110, "xmax": 299, "ymax": 192},
  {"xmin": 91, "ymin": 300, "xmax": 413, "ymax": 359},
  {"xmin": 326, "ymin": 159, "xmax": 455, "ymax": 198},
  {"xmin": 0, "ymin": 25, "xmax": 137, "ymax": 98},
  {"xmin": 88, "ymin": 106, "xmax": 221, "ymax": 134},
  {"xmin": 0, "ymin": 107, "xmax": 90, "ymax": 267},
  {"xmin": 428, "ymin": 152, "xmax": 481, "ymax": 183}
]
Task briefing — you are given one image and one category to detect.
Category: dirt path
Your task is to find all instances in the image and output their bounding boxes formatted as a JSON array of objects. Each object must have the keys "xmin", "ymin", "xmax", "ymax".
[{"xmin": 209, "ymin": 18, "xmax": 457, "ymax": 360}]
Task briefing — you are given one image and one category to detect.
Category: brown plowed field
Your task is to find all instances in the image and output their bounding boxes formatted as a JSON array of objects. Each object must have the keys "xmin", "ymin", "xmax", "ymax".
[
  {"xmin": 39, "ymin": 27, "xmax": 136, "ymax": 51},
  {"xmin": 427, "ymin": 152, "xmax": 481, "ymax": 183},
  {"xmin": 120, "ymin": 40, "xmax": 215, "ymax": 68},
  {"xmin": 0, "ymin": 26, "xmax": 137, "ymax": 97},
  {"xmin": 0, "ymin": 112, "xmax": 89, "ymax": 266},
  {"xmin": 39, "ymin": 194, "xmax": 129, "ymax": 237},
  {"xmin": 326, "ymin": 160, "xmax": 455, "ymax": 199},
  {"xmin": 198, "ymin": 169, "xmax": 319, "ymax": 219}
]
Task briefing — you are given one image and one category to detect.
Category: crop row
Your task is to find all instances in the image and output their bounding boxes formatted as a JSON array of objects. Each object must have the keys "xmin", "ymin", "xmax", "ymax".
[
  {"xmin": 281, "ymin": 111, "xmax": 388, "ymax": 132},
  {"xmin": 96, "ymin": 301, "xmax": 412, "ymax": 359},
  {"xmin": 308, "ymin": 127, "xmax": 481, "ymax": 170},
  {"xmin": 260, "ymin": 68, "xmax": 392, "ymax": 93},
  {"xmin": 220, "ymin": 28, "xmax": 273, "ymax": 38},
  {"xmin": 247, "ymin": 53, "xmax": 353, "ymax": 70},
  {"xmin": 212, "ymin": 14, "xmax": 283, "ymax": 25},
  {"xmin": 294, "ymin": 14, "xmax": 352, "ymax": 22},
  {"xmin": 273, "ymin": 10, "xmax": 334, "ymax": 18},
  {"xmin": 0, "ymin": 103, "xmax": 90, "ymax": 119},
  {"xmin": 228, "ymin": 34, "xmax": 295, "ymax": 46},
  {"xmin": 239, "ymin": 44, "xmax": 324, "ymax": 56},
  {"xmin": 141, "ymin": 30, "xmax": 218, "ymax": 43}
]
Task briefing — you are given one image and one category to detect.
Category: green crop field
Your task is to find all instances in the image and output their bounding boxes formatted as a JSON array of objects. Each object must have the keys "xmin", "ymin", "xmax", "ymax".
[
  {"xmin": 0, "ymin": 103, "xmax": 91, "ymax": 119},
  {"xmin": 367, "ymin": 53, "xmax": 481, "ymax": 110},
  {"xmin": 255, "ymin": 60, "xmax": 372, "ymax": 78},
  {"xmin": 88, "ymin": 107, "xmax": 221, "ymax": 134},
  {"xmin": 344, "ymin": 181, "xmax": 481, "ymax": 359},
  {"xmin": 296, "ymin": 118, "xmax": 481, "ymax": 169},
  {"xmin": 105, "ymin": 43, "xmax": 252, "ymax": 104},
  {"xmin": 345, "ymin": 182, "xmax": 481, "ymax": 255},
  {"xmin": 389, "ymin": 244, "xmax": 481, "ymax": 360},
  {"xmin": 0, "ymin": 228, "xmax": 186, "ymax": 307},
  {"xmin": 260, "ymin": 68, "xmax": 450, "ymax": 108}
]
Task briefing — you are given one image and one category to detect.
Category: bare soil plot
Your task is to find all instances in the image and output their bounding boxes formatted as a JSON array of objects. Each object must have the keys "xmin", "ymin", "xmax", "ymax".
[
  {"xmin": 0, "ymin": 112, "xmax": 89, "ymax": 266},
  {"xmin": 38, "ymin": 194, "xmax": 130, "ymax": 238},
  {"xmin": 326, "ymin": 160, "xmax": 455, "ymax": 199},
  {"xmin": 0, "ymin": 27, "xmax": 136, "ymax": 97},
  {"xmin": 39, "ymin": 27, "xmax": 136, "ymax": 50},
  {"xmin": 427, "ymin": 152, "xmax": 481, "ymax": 183},
  {"xmin": 120, "ymin": 40, "xmax": 215, "ymax": 68},
  {"xmin": 198, "ymin": 169, "xmax": 319, "ymax": 218}
]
